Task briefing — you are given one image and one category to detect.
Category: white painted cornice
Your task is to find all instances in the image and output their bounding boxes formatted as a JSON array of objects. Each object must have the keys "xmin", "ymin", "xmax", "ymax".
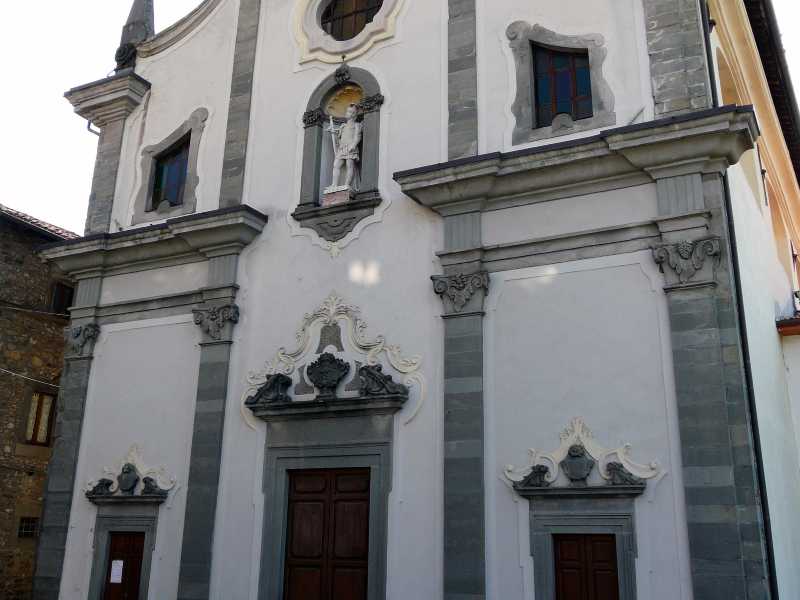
[
  {"xmin": 39, "ymin": 206, "xmax": 267, "ymax": 279},
  {"xmin": 64, "ymin": 70, "xmax": 151, "ymax": 127},
  {"xmin": 394, "ymin": 107, "xmax": 758, "ymax": 215}
]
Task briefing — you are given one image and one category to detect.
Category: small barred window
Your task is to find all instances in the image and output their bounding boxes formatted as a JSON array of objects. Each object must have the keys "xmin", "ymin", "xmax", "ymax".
[{"xmin": 18, "ymin": 517, "xmax": 40, "ymax": 538}]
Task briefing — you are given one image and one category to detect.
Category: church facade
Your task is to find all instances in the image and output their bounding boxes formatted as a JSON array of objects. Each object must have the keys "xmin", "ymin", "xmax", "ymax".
[{"xmin": 32, "ymin": 1, "xmax": 800, "ymax": 599}]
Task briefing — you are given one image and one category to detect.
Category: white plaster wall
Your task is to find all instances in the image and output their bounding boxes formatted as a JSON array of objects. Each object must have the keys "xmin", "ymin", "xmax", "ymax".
[
  {"xmin": 727, "ymin": 161, "xmax": 800, "ymax": 599},
  {"xmin": 112, "ymin": 0, "xmax": 238, "ymax": 231},
  {"xmin": 482, "ymin": 183, "xmax": 658, "ymax": 248},
  {"xmin": 58, "ymin": 316, "xmax": 201, "ymax": 600},
  {"xmin": 100, "ymin": 261, "xmax": 209, "ymax": 305},
  {"xmin": 485, "ymin": 252, "xmax": 692, "ymax": 600},
  {"xmin": 209, "ymin": 1, "xmax": 448, "ymax": 598},
  {"xmin": 477, "ymin": 0, "xmax": 654, "ymax": 153}
]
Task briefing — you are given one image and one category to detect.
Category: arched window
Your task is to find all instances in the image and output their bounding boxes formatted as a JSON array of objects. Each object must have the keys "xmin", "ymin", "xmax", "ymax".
[{"xmin": 321, "ymin": 0, "xmax": 384, "ymax": 41}]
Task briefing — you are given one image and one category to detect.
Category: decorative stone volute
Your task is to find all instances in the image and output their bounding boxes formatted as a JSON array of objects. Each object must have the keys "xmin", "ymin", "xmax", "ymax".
[
  {"xmin": 193, "ymin": 304, "xmax": 240, "ymax": 342},
  {"xmin": 65, "ymin": 323, "xmax": 100, "ymax": 358},
  {"xmin": 85, "ymin": 446, "xmax": 174, "ymax": 505},
  {"xmin": 652, "ymin": 237, "xmax": 721, "ymax": 288},
  {"xmin": 432, "ymin": 271, "xmax": 489, "ymax": 314},
  {"xmin": 306, "ymin": 353, "xmax": 351, "ymax": 400}
]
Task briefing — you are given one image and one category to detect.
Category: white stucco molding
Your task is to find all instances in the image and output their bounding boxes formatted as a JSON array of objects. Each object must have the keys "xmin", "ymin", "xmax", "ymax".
[
  {"xmin": 137, "ymin": 0, "xmax": 225, "ymax": 58},
  {"xmin": 241, "ymin": 292, "xmax": 425, "ymax": 428},
  {"xmin": 293, "ymin": 0, "xmax": 405, "ymax": 64},
  {"xmin": 504, "ymin": 417, "xmax": 661, "ymax": 486}
]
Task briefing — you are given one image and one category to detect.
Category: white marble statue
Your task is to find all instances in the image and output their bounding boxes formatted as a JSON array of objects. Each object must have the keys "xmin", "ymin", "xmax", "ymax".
[{"xmin": 325, "ymin": 104, "xmax": 362, "ymax": 193}]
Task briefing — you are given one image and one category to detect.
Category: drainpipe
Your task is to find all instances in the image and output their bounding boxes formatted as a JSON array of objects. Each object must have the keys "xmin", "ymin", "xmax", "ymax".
[{"xmin": 700, "ymin": 2, "xmax": 780, "ymax": 597}]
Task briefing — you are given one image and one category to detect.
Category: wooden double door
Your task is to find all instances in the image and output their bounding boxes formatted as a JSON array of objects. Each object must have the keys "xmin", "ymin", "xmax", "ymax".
[
  {"xmin": 554, "ymin": 534, "xmax": 620, "ymax": 600},
  {"xmin": 283, "ymin": 468, "xmax": 371, "ymax": 600}
]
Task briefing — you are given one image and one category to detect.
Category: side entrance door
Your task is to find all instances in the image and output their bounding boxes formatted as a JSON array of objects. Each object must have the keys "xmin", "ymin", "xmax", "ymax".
[
  {"xmin": 283, "ymin": 468, "xmax": 371, "ymax": 600},
  {"xmin": 102, "ymin": 531, "xmax": 145, "ymax": 600},
  {"xmin": 554, "ymin": 533, "xmax": 620, "ymax": 600}
]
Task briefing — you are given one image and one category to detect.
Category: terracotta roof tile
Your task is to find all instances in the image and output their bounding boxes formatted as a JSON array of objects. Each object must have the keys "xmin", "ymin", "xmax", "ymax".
[{"xmin": 0, "ymin": 204, "xmax": 79, "ymax": 240}]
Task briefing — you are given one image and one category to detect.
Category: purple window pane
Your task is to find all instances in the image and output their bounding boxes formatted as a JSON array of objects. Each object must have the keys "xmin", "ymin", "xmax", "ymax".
[
  {"xmin": 576, "ymin": 67, "xmax": 591, "ymax": 97},
  {"xmin": 537, "ymin": 76, "xmax": 551, "ymax": 106},
  {"xmin": 555, "ymin": 70, "xmax": 572, "ymax": 103},
  {"xmin": 576, "ymin": 98, "xmax": 593, "ymax": 119}
]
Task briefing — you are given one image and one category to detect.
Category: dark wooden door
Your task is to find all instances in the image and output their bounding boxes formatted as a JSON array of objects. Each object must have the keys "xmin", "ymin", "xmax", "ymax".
[
  {"xmin": 284, "ymin": 468, "xmax": 371, "ymax": 600},
  {"xmin": 554, "ymin": 534, "xmax": 620, "ymax": 600},
  {"xmin": 102, "ymin": 532, "xmax": 145, "ymax": 600}
]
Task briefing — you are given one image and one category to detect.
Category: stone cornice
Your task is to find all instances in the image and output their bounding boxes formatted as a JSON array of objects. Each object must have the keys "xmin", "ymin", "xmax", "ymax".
[
  {"xmin": 65, "ymin": 70, "xmax": 151, "ymax": 127},
  {"xmin": 394, "ymin": 107, "xmax": 759, "ymax": 215},
  {"xmin": 40, "ymin": 206, "xmax": 267, "ymax": 280}
]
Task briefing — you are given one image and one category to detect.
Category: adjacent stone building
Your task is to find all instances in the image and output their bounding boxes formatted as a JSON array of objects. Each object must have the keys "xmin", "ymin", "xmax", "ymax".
[
  {"xmin": 31, "ymin": 1, "xmax": 800, "ymax": 599},
  {"xmin": 0, "ymin": 205, "xmax": 76, "ymax": 600}
]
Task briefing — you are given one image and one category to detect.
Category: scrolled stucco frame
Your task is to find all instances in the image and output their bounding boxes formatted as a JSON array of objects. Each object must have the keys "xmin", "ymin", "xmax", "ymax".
[
  {"xmin": 507, "ymin": 22, "xmax": 616, "ymax": 145},
  {"xmin": 294, "ymin": 0, "xmax": 405, "ymax": 64},
  {"xmin": 132, "ymin": 107, "xmax": 208, "ymax": 225}
]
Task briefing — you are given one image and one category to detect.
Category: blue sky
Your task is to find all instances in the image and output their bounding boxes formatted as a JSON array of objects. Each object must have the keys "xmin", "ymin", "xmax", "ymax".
[{"xmin": 3, "ymin": 1, "xmax": 799, "ymax": 234}]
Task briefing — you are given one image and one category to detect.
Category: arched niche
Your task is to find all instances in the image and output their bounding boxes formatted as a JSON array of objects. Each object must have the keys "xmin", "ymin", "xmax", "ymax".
[{"xmin": 292, "ymin": 65, "xmax": 385, "ymax": 243}]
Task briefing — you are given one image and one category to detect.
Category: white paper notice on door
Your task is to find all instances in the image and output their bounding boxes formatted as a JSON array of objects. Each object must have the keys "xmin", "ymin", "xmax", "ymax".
[{"xmin": 110, "ymin": 560, "xmax": 124, "ymax": 584}]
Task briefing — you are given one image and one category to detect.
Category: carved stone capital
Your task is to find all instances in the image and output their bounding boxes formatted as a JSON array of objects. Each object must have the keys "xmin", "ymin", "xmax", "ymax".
[
  {"xmin": 65, "ymin": 323, "xmax": 100, "ymax": 358},
  {"xmin": 357, "ymin": 93, "xmax": 385, "ymax": 115},
  {"xmin": 193, "ymin": 304, "xmax": 240, "ymax": 342},
  {"xmin": 653, "ymin": 237, "xmax": 721, "ymax": 288},
  {"xmin": 302, "ymin": 108, "xmax": 325, "ymax": 128},
  {"xmin": 432, "ymin": 271, "xmax": 489, "ymax": 314}
]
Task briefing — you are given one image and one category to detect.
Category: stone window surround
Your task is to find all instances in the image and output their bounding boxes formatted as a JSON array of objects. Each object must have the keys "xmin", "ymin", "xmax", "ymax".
[
  {"xmin": 507, "ymin": 21, "xmax": 616, "ymax": 145},
  {"xmin": 260, "ymin": 444, "xmax": 392, "ymax": 600},
  {"xmin": 298, "ymin": 0, "xmax": 403, "ymax": 63},
  {"xmin": 132, "ymin": 107, "xmax": 209, "ymax": 225},
  {"xmin": 86, "ymin": 505, "xmax": 159, "ymax": 600},
  {"xmin": 292, "ymin": 67, "xmax": 384, "ymax": 243},
  {"xmin": 527, "ymin": 496, "xmax": 638, "ymax": 600}
]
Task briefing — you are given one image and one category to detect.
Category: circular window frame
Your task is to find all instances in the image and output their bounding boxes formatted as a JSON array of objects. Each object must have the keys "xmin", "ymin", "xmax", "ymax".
[{"xmin": 295, "ymin": 0, "xmax": 405, "ymax": 64}]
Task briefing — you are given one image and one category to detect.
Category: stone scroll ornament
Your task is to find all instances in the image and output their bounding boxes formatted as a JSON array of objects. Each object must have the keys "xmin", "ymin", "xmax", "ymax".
[
  {"xmin": 241, "ymin": 293, "xmax": 425, "ymax": 428},
  {"xmin": 432, "ymin": 272, "xmax": 490, "ymax": 313},
  {"xmin": 652, "ymin": 238, "xmax": 721, "ymax": 284},
  {"xmin": 85, "ymin": 445, "xmax": 176, "ymax": 504},
  {"xmin": 504, "ymin": 418, "xmax": 660, "ymax": 488},
  {"xmin": 66, "ymin": 323, "xmax": 100, "ymax": 357},
  {"xmin": 193, "ymin": 304, "xmax": 240, "ymax": 341}
]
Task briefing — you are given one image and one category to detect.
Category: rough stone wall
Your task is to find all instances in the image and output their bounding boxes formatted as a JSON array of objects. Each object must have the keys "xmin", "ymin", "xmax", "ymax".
[
  {"xmin": 0, "ymin": 219, "xmax": 69, "ymax": 600},
  {"xmin": 644, "ymin": 0, "xmax": 713, "ymax": 115}
]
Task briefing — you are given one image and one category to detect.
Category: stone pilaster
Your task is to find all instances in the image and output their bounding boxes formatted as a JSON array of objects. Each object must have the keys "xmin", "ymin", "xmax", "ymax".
[
  {"xmin": 65, "ymin": 71, "xmax": 150, "ymax": 235},
  {"xmin": 219, "ymin": 0, "xmax": 263, "ymax": 207},
  {"xmin": 643, "ymin": 0, "xmax": 712, "ymax": 115},
  {"xmin": 448, "ymin": 0, "xmax": 479, "ymax": 159},
  {"xmin": 32, "ymin": 278, "xmax": 102, "ymax": 599},
  {"xmin": 653, "ymin": 173, "xmax": 772, "ymax": 600},
  {"xmin": 434, "ymin": 209, "xmax": 487, "ymax": 600},
  {"xmin": 177, "ymin": 253, "xmax": 241, "ymax": 600}
]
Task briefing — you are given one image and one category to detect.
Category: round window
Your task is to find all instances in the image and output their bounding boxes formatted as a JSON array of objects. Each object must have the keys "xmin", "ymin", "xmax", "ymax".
[{"xmin": 321, "ymin": 0, "xmax": 384, "ymax": 41}]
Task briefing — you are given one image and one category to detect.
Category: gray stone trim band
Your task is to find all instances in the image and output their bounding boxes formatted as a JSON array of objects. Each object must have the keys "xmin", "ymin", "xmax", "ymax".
[
  {"xmin": 643, "ymin": 0, "xmax": 712, "ymax": 116},
  {"xmin": 32, "ymin": 354, "xmax": 94, "ymax": 600},
  {"xmin": 506, "ymin": 22, "xmax": 616, "ymax": 145},
  {"xmin": 87, "ymin": 506, "xmax": 159, "ymax": 600},
  {"xmin": 654, "ymin": 174, "xmax": 772, "ymax": 600},
  {"xmin": 527, "ymin": 497, "xmax": 638, "ymax": 600},
  {"xmin": 132, "ymin": 107, "xmax": 209, "ymax": 225},
  {"xmin": 219, "ymin": 0, "xmax": 262, "ymax": 208},
  {"xmin": 448, "ymin": 0, "xmax": 478, "ymax": 159},
  {"xmin": 177, "ymin": 340, "xmax": 234, "ymax": 600}
]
